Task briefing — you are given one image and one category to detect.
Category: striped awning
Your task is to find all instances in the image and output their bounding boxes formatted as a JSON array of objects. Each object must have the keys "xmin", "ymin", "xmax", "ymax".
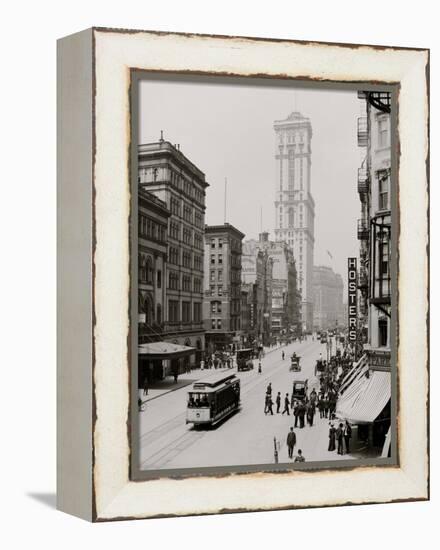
[{"xmin": 336, "ymin": 370, "xmax": 391, "ymax": 424}]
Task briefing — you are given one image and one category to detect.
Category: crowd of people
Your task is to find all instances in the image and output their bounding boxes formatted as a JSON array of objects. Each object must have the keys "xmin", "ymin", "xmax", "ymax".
[{"xmin": 261, "ymin": 344, "xmax": 356, "ymax": 461}]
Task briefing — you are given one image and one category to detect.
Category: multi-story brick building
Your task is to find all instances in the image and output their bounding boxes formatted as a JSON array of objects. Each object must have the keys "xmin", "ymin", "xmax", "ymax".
[
  {"xmin": 138, "ymin": 138, "xmax": 208, "ymax": 370},
  {"xmin": 203, "ymin": 223, "xmax": 245, "ymax": 353}
]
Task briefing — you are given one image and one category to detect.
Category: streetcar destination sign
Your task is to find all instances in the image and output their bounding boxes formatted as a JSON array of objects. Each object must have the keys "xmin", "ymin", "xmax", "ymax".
[{"xmin": 347, "ymin": 257, "xmax": 357, "ymax": 341}]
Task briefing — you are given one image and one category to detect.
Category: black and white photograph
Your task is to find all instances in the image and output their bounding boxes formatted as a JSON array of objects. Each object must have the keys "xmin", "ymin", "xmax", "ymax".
[{"xmin": 134, "ymin": 77, "xmax": 395, "ymax": 474}]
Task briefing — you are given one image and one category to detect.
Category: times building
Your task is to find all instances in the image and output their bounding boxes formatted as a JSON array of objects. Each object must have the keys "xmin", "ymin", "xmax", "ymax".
[{"xmin": 273, "ymin": 111, "xmax": 315, "ymax": 332}]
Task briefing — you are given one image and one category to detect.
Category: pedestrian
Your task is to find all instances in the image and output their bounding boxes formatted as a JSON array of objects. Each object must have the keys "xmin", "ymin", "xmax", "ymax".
[
  {"xmin": 143, "ymin": 376, "xmax": 149, "ymax": 396},
  {"xmin": 138, "ymin": 397, "xmax": 145, "ymax": 412},
  {"xmin": 282, "ymin": 350, "xmax": 285, "ymax": 361},
  {"xmin": 307, "ymin": 401, "xmax": 315, "ymax": 427},
  {"xmin": 336, "ymin": 423, "xmax": 344, "ymax": 455},
  {"xmin": 266, "ymin": 383, "xmax": 272, "ymax": 397},
  {"xmin": 267, "ymin": 395, "xmax": 274, "ymax": 415},
  {"xmin": 328, "ymin": 423, "xmax": 336, "ymax": 451},
  {"xmin": 309, "ymin": 388, "xmax": 317, "ymax": 405},
  {"xmin": 276, "ymin": 392, "xmax": 281, "ymax": 414},
  {"xmin": 323, "ymin": 395, "xmax": 329, "ymax": 419},
  {"xmin": 173, "ymin": 370, "xmax": 178, "ymax": 384},
  {"xmin": 258, "ymin": 361, "xmax": 262, "ymax": 374},
  {"xmin": 282, "ymin": 393, "xmax": 290, "ymax": 415},
  {"xmin": 293, "ymin": 401, "xmax": 299, "ymax": 427},
  {"xmin": 344, "ymin": 420, "xmax": 352, "ymax": 453},
  {"xmin": 264, "ymin": 393, "xmax": 270, "ymax": 414},
  {"xmin": 294, "ymin": 449, "xmax": 305, "ymax": 462},
  {"xmin": 317, "ymin": 397, "xmax": 324, "ymax": 419},
  {"xmin": 298, "ymin": 402, "xmax": 306, "ymax": 428},
  {"xmin": 286, "ymin": 427, "xmax": 297, "ymax": 459},
  {"xmin": 200, "ymin": 359, "xmax": 205, "ymax": 370}
]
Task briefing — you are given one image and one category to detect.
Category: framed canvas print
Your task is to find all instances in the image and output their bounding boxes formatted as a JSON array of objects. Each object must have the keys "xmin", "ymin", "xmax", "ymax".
[{"xmin": 57, "ymin": 27, "xmax": 429, "ymax": 522}]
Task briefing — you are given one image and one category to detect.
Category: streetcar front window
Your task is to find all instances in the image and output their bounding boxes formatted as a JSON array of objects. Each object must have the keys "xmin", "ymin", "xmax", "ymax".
[{"xmin": 188, "ymin": 392, "xmax": 210, "ymax": 408}]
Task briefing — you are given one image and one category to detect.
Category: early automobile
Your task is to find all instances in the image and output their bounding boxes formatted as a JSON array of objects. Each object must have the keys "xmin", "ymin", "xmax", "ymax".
[
  {"xmin": 236, "ymin": 348, "xmax": 254, "ymax": 371},
  {"xmin": 292, "ymin": 379, "xmax": 308, "ymax": 401},
  {"xmin": 290, "ymin": 353, "xmax": 301, "ymax": 372}
]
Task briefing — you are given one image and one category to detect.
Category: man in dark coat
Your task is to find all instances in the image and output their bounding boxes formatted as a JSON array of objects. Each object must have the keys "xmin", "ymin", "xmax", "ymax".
[
  {"xmin": 293, "ymin": 401, "xmax": 299, "ymax": 427},
  {"xmin": 344, "ymin": 420, "xmax": 352, "ymax": 453},
  {"xmin": 282, "ymin": 393, "xmax": 290, "ymax": 415},
  {"xmin": 266, "ymin": 383, "xmax": 272, "ymax": 397},
  {"xmin": 266, "ymin": 395, "xmax": 274, "ymax": 415},
  {"xmin": 276, "ymin": 391, "xmax": 281, "ymax": 413},
  {"xmin": 298, "ymin": 402, "xmax": 306, "ymax": 428},
  {"xmin": 307, "ymin": 401, "xmax": 315, "ymax": 427},
  {"xmin": 336, "ymin": 423, "xmax": 344, "ymax": 455},
  {"xmin": 286, "ymin": 427, "xmax": 297, "ymax": 459}
]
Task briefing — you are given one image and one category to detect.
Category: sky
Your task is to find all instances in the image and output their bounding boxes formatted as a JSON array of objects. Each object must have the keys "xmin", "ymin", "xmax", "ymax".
[{"xmin": 139, "ymin": 77, "xmax": 364, "ymax": 293}]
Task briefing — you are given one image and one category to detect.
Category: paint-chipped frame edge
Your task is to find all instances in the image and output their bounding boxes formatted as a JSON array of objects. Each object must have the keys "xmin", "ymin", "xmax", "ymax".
[{"xmin": 57, "ymin": 27, "xmax": 429, "ymax": 522}]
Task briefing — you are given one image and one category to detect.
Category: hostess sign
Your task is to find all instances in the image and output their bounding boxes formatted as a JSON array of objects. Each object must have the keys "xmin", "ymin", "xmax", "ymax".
[{"xmin": 347, "ymin": 258, "xmax": 357, "ymax": 342}]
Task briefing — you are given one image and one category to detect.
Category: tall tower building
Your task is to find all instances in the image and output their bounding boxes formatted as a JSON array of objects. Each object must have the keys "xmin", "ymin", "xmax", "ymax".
[{"xmin": 274, "ymin": 111, "xmax": 315, "ymax": 331}]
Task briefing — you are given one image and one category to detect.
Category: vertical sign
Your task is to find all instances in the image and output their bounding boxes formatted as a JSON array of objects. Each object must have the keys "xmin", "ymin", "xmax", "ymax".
[{"xmin": 347, "ymin": 258, "xmax": 357, "ymax": 342}]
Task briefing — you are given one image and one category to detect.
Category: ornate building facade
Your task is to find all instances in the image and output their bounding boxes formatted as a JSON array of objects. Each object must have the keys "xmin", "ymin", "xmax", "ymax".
[
  {"xmin": 273, "ymin": 111, "xmax": 315, "ymax": 331},
  {"xmin": 138, "ymin": 139, "xmax": 208, "ymax": 369}
]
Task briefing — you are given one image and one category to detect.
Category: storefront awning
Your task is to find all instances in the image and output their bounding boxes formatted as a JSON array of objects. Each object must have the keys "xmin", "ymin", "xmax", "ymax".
[
  {"xmin": 338, "ymin": 354, "xmax": 368, "ymax": 395},
  {"xmin": 138, "ymin": 341, "xmax": 195, "ymax": 360},
  {"xmin": 336, "ymin": 370, "xmax": 391, "ymax": 424}
]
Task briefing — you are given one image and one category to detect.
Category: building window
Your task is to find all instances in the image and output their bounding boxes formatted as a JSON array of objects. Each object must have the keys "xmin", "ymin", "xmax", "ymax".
[
  {"xmin": 217, "ymin": 319, "xmax": 222, "ymax": 330},
  {"xmin": 168, "ymin": 300, "xmax": 179, "ymax": 323},
  {"xmin": 182, "ymin": 301, "xmax": 191, "ymax": 323},
  {"xmin": 193, "ymin": 302, "xmax": 201, "ymax": 323},
  {"xmin": 211, "ymin": 300, "xmax": 222, "ymax": 314},
  {"xmin": 378, "ymin": 116, "xmax": 389, "ymax": 148},
  {"xmin": 211, "ymin": 238, "xmax": 216, "ymax": 248},
  {"xmin": 210, "ymin": 270, "xmax": 215, "ymax": 282},
  {"xmin": 218, "ymin": 270, "xmax": 223, "ymax": 282},
  {"xmin": 218, "ymin": 238, "xmax": 223, "ymax": 249},
  {"xmin": 146, "ymin": 257, "xmax": 154, "ymax": 284},
  {"xmin": 157, "ymin": 270, "xmax": 162, "ymax": 288},
  {"xmin": 218, "ymin": 285, "xmax": 223, "ymax": 296},
  {"xmin": 218, "ymin": 254, "xmax": 223, "ymax": 264},
  {"xmin": 211, "ymin": 319, "xmax": 216, "ymax": 330},
  {"xmin": 211, "ymin": 254, "xmax": 216, "ymax": 265},
  {"xmin": 378, "ymin": 171, "xmax": 390, "ymax": 211},
  {"xmin": 156, "ymin": 304, "xmax": 162, "ymax": 324},
  {"xmin": 210, "ymin": 284, "xmax": 215, "ymax": 296},
  {"xmin": 378, "ymin": 317, "xmax": 388, "ymax": 347}
]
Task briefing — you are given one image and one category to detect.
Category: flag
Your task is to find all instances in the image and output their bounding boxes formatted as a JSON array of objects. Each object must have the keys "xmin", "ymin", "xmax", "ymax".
[{"xmin": 327, "ymin": 250, "xmax": 333, "ymax": 260}]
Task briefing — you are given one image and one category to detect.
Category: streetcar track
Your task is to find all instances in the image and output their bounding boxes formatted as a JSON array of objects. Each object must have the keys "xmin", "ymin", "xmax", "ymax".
[{"xmin": 139, "ymin": 341, "xmax": 320, "ymax": 468}]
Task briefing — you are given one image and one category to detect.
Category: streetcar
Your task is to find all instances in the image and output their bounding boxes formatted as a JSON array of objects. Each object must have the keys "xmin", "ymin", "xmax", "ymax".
[
  {"xmin": 236, "ymin": 348, "xmax": 254, "ymax": 371},
  {"xmin": 186, "ymin": 373, "xmax": 241, "ymax": 426}
]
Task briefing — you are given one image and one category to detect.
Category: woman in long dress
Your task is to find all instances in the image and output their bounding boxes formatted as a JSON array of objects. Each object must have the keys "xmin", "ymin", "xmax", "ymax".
[{"xmin": 328, "ymin": 423, "xmax": 336, "ymax": 451}]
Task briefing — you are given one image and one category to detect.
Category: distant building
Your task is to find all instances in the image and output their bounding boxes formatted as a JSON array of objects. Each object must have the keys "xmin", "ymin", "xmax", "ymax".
[
  {"xmin": 203, "ymin": 224, "xmax": 245, "ymax": 352},
  {"xmin": 138, "ymin": 139, "xmax": 208, "ymax": 370},
  {"xmin": 273, "ymin": 111, "xmax": 315, "ymax": 331},
  {"xmin": 247, "ymin": 232, "xmax": 301, "ymax": 338},
  {"xmin": 312, "ymin": 266, "xmax": 344, "ymax": 331},
  {"xmin": 241, "ymin": 243, "xmax": 273, "ymax": 346}
]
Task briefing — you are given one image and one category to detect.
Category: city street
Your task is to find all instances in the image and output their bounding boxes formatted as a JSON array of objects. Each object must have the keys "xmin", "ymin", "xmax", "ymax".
[{"xmin": 139, "ymin": 338, "xmax": 357, "ymax": 471}]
